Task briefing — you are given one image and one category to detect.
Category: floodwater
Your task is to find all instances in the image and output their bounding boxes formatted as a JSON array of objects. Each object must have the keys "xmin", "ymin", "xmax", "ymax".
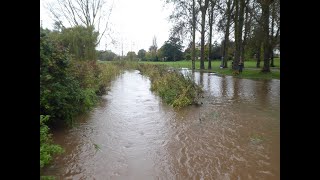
[{"xmin": 42, "ymin": 69, "xmax": 280, "ymax": 180}]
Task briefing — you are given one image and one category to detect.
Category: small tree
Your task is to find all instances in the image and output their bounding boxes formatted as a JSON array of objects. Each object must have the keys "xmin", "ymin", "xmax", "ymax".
[
  {"xmin": 59, "ymin": 25, "xmax": 99, "ymax": 61},
  {"xmin": 159, "ymin": 37, "xmax": 184, "ymax": 61},
  {"xmin": 137, "ymin": 49, "xmax": 147, "ymax": 61},
  {"xmin": 126, "ymin": 51, "xmax": 137, "ymax": 61},
  {"xmin": 149, "ymin": 36, "xmax": 158, "ymax": 61}
]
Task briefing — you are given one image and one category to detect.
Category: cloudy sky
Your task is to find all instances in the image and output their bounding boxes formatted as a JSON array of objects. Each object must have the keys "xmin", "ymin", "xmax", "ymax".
[
  {"xmin": 40, "ymin": 0, "xmax": 175, "ymax": 55},
  {"xmin": 40, "ymin": 0, "xmax": 223, "ymax": 55}
]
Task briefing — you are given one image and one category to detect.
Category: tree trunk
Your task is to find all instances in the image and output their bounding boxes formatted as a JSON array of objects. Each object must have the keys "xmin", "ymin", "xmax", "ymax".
[
  {"xmin": 233, "ymin": 0, "xmax": 245, "ymax": 73},
  {"xmin": 192, "ymin": 0, "xmax": 196, "ymax": 70},
  {"xmin": 208, "ymin": 4, "xmax": 213, "ymax": 70},
  {"xmin": 199, "ymin": 0, "xmax": 209, "ymax": 70},
  {"xmin": 270, "ymin": 50, "xmax": 274, "ymax": 67},
  {"xmin": 261, "ymin": 0, "xmax": 271, "ymax": 73},
  {"xmin": 232, "ymin": 0, "xmax": 245, "ymax": 74},
  {"xmin": 241, "ymin": 0, "xmax": 250, "ymax": 68},
  {"xmin": 270, "ymin": 1, "xmax": 275, "ymax": 67},
  {"xmin": 222, "ymin": 0, "xmax": 232, "ymax": 68},
  {"xmin": 200, "ymin": 8, "xmax": 206, "ymax": 70},
  {"xmin": 256, "ymin": 42, "xmax": 262, "ymax": 68}
]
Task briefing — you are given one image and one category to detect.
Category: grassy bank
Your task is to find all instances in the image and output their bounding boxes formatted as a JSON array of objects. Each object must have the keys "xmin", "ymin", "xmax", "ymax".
[
  {"xmin": 136, "ymin": 58, "xmax": 280, "ymax": 80},
  {"xmin": 137, "ymin": 64, "xmax": 203, "ymax": 108}
]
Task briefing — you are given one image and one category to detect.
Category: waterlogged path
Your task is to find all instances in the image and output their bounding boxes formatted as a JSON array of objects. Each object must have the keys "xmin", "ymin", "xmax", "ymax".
[{"xmin": 42, "ymin": 70, "xmax": 280, "ymax": 179}]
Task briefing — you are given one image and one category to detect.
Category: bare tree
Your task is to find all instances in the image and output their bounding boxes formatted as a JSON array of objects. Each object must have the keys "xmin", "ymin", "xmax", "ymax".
[{"xmin": 47, "ymin": 0, "xmax": 114, "ymax": 46}]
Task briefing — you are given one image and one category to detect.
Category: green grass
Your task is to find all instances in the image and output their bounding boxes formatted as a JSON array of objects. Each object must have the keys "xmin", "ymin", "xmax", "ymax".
[
  {"xmin": 137, "ymin": 58, "xmax": 280, "ymax": 80},
  {"xmin": 214, "ymin": 68, "xmax": 280, "ymax": 80}
]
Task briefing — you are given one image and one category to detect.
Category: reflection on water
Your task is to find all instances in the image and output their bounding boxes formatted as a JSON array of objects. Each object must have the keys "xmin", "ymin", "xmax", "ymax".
[{"xmin": 42, "ymin": 69, "xmax": 280, "ymax": 179}]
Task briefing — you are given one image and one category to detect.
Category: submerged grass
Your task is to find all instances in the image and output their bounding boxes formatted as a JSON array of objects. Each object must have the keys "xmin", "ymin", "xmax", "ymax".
[
  {"xmin": 40, "ymin": 176, "xmax": 56, "ymax": 180},
  {"xmin": 138, "ymin": 64, "xmax": 203, "ymax": 109}
]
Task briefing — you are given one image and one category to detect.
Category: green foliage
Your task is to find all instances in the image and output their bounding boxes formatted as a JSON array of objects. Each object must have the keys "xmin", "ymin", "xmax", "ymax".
[
  {"xmin": 137, "ymin": 49, "xmax": 147, "ymax": 60},
  {"xmin": 126, "ymin": 51, "xmax": 137, "ymax": 61},
  {"xmin": 108, "ymin": 60, "xmax": 140, "ymax": 70},
  {"xmin": 97, "ymin": 50, "xmax": 117, "ymax": 61},
  {"xmin": 59, "ymin": 25, "xmax": 98, "ymax": 61},
  {"xmin": 138, "ymin": 64, "xmax": 203, "ymax": 108},
  {"xmin": 137, "ymin": 64, "xmax": 167, "ymax": 81},
  {"xmin": 185, "ymin": 53, "xmax": 191, "ymax": 60},
  {"xmin": 211, "ymin": 41, "xmax": 222, "ymax": 60},
  {"xmin": 40, "ymin": 176, "xmax": 56, "ymax": 180},
  {"xmin": 40, "ymin": 28, "xmax": 84, "ymax": 125},
  {"xmin": 41, "ymin": 28, "xmax": 121, "ymax": 126},
  {"xmin": 80, "ymin": 88, "xmax": 98, "ymax": 111},
  {"xmin": 97, "ymin": 62, "xmax": 122, "ymax": 92},
  {"xmin": 40, "ymin": 28, "xmax": 122, "ymax": 177},
  {"xmin": 158, "ymin": 37, "xmax": 183, "ymax": 61},
  {"xmin": 183, "ymin": 45, "xmax": 200, "ymax": 60},
  {"xmin": 40, "ymin": 115, "xmax": 63, "ymax": 169}
]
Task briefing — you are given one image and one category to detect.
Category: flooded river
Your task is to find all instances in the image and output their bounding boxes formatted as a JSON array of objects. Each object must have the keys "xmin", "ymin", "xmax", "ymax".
[{"xmin": 42, "ymin": 70, "xmax": 280, "ymax": 179}]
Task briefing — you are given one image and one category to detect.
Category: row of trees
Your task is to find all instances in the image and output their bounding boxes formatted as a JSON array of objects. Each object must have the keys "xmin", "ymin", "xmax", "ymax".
[
  {"xmin": 166, "ymin": 0, "xmax": 280, "ymax": 73},
  {"xmin": 137, "ymin": 36, "xmax": 232, "ymax": 62},
  {"xmin": 135, "ymin": 36, "xmax": 184, "ymax": 61}
]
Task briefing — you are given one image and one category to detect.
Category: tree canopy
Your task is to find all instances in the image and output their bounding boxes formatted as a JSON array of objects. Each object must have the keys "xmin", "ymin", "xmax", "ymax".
[{"xmin": 158, "ymin": 37, "xmax": 184, "ymax": 61}]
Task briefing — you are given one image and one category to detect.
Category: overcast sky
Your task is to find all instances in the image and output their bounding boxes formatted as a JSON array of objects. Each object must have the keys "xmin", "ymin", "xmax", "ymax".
[
  {"xmin": 41, "ymin": 0, "xmax": 223, "ymax": 55},
  {"xmin": 40, "ymin": 0, "xmax": 175, "ymax": 55}
]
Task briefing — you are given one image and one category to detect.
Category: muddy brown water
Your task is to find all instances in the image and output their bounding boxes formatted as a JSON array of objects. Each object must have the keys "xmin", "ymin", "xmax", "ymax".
[{"xmin": 42, "ymin": 69, "xmax": 280, "ymax": 180}]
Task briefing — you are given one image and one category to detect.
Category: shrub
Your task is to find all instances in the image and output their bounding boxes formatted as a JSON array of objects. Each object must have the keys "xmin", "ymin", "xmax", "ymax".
[
  {"xmin": 40, "ymin": 29, "xmax": 84, "ymax": 125},
  {"xmin": 40, "ymin": 29, "xmax": 121, "ymax": 126},
  {"xmin": 40, "ymin": 115, "xmax": 63, "ymax": 169}
]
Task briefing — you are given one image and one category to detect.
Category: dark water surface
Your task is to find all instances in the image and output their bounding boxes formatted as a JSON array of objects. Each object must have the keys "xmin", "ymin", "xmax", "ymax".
[{"xmin": 42, "ymin": 70, "xmax": 280, "ymax": 180}]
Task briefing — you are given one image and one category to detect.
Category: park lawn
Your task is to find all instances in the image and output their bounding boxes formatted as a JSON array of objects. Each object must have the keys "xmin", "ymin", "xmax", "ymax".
[
  {"xmin": 242, "ymin": 57, "xmax": 280, "ymax": 68},
  {"xmin": 101, "ymin": 58, "xmax": 280, "ymax": 80},
  {"xmin": 139, "ymin": 58, "xmax": 280, "ymax": 69},
  {"xmin": 214, "ymin": 68, "xmax": 280, "ymax": 80},
  {"xmin": 139, "ymin": 58, "xmax": 280, "ymax": 80}
]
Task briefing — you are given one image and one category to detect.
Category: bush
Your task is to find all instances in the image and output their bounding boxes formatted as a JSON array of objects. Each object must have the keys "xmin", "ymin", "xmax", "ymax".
[
  {"xmin": 40, "ymin": 29, "xmax": 121, "ymax": 126},
  {"xmin": 40, "ymin": 29, "xmax": 84, "ymax": 125},
  {"xmin": 40, "ymin": 115, "xmax": 63, "ymax": 169},
  {"xmin": 185, "ymin": 53, "xmax": 191, "ymax": 60}
]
